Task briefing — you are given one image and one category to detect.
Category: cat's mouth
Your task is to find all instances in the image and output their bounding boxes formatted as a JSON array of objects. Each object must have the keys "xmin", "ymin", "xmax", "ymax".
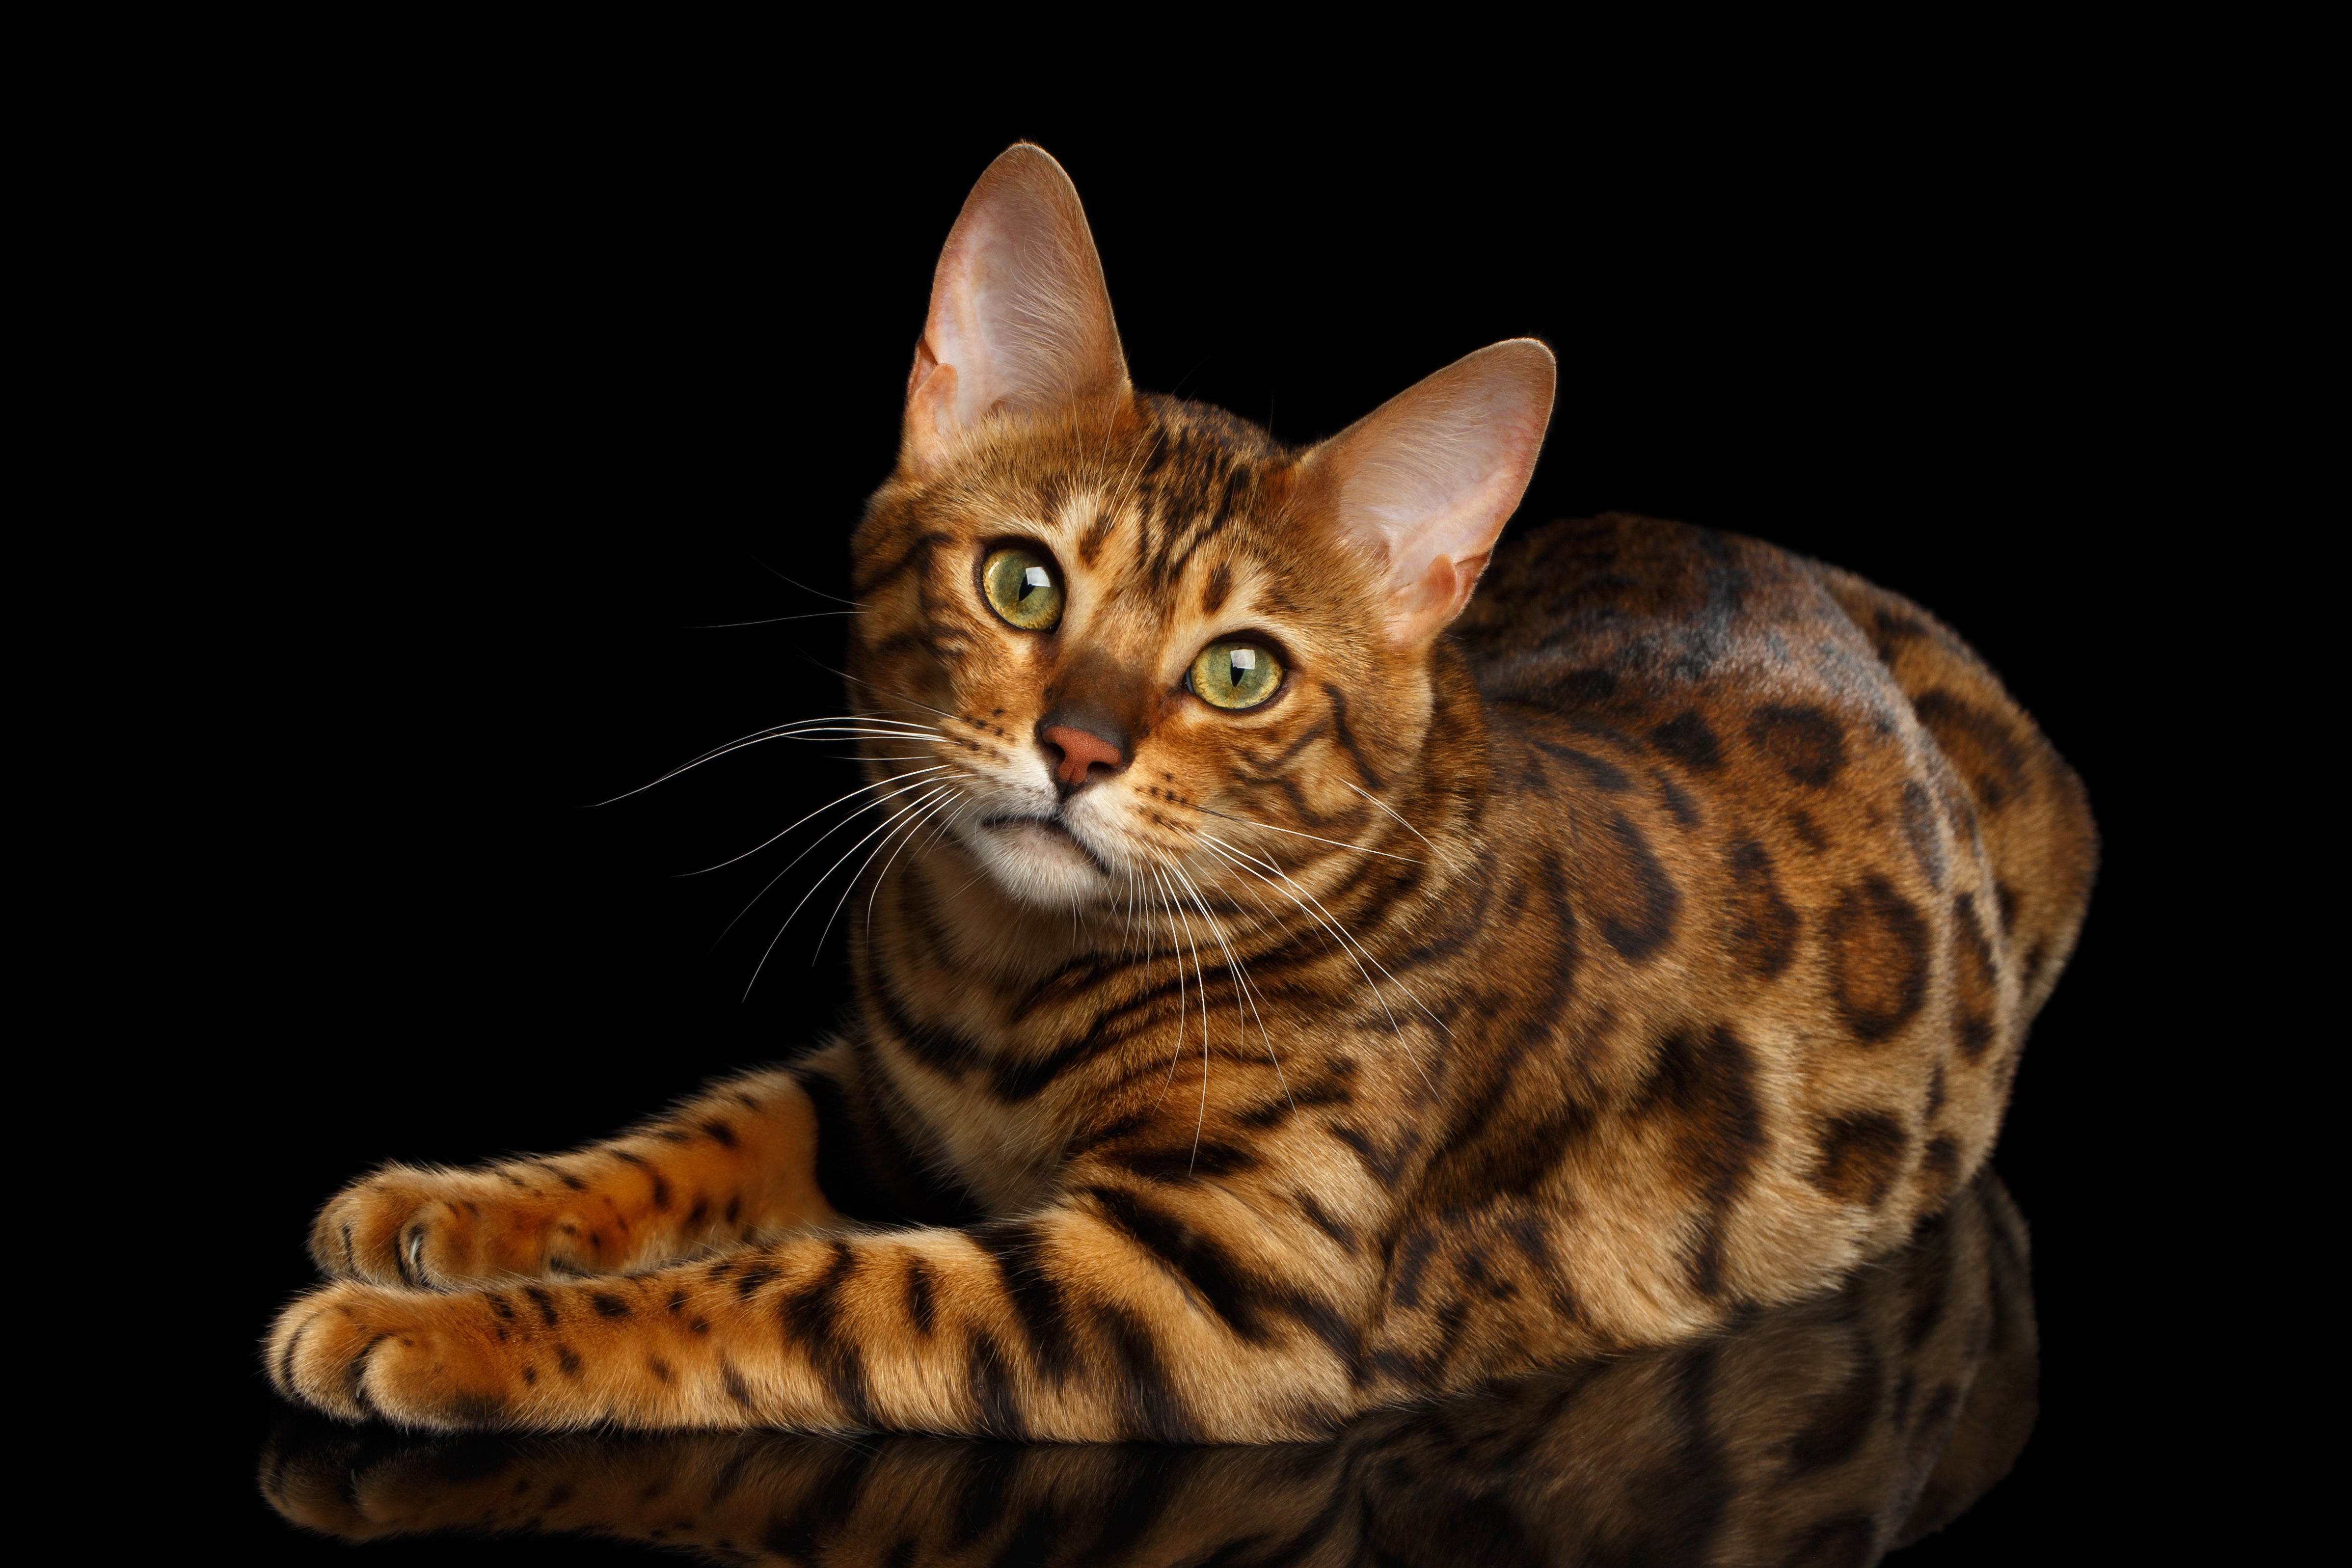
[{"xmin": 976, "ymin": 813, "xmax": 1113, "ymax": 878}]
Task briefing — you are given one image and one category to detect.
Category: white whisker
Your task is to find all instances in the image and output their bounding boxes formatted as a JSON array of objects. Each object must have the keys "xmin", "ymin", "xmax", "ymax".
[
  {"xmin": 687, "ymin": 611, "xmax": 865, "ymax": 628},
  {"xmin": 1343, "ymin": 779, "xmax": 1439, "ymax": 854},
  {"xmin": 863, "ymin": 787, "xmax": 973, "ymax": 941},
  {"xmin": 1193, "ymin": 803, "xmax": 1422, "ymax": 863},
  {"xmin": 593, "ymin": 717, "xmax": 944, "ymax": 806},
  {"xmin": 746, "ymin": 557, "xmax": 869, "ymax": 609},
  {"xmin": 1147, "ymin": 865, "xmax": 1192, "ymax": 1104},
  {"xmin": 743, "ymin": 785, "xmax": 951, "ymax": 998},
  {"xmin": 1169, "ymin": 860, "xmax": 1292, "ymax": 1112},
  {"xmin": 1202, "ymin": 833, "xmax": 1447, "ymax": 1035},
  {"xmin": 1196, "ymin": 836, "xmax": 1440, "ymax": 1094},
  {"xmin": 818, "ymin": 784, "xmax": 965, "ymax": 961},
  {"xmin": 1150, "ymin": 858, "xmax": 1216, "ymax": 1163},
  {"xmin": 691, "ymin": 765, "xmax": 955, "ymax": 878}
]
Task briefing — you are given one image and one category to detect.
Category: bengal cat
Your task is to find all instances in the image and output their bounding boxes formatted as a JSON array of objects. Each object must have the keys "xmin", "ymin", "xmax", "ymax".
[
  {"xmin": 265, "ymin": 144, "xmax": 2096, "ymax": 1441},
  {"xmin": 263, "ymin": 1170, "xmax": 2034, "ymax": 1564}
]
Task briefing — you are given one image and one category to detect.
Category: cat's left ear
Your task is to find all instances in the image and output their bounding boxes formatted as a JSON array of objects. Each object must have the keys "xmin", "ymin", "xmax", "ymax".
[{"xmin": 1301, "ymin": 340, "xmax": 1557, "ymax": 648}]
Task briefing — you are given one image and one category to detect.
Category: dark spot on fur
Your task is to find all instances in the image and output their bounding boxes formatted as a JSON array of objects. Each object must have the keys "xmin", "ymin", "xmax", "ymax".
[
  {"xmin": 590, "ymin": 1292, "xmax": 631, "ymax": 1319},
  {"xmin": 1950, "ymin": 892, "xmax": 2000, "ymax": 1058},
  {"xmin": 1634, "ymin": 1025, "xmax": 1767, "ymax": 1295},
  {"xmin": 1587, "ymin": 813, "xmax": 1680, "ymax": 961},
  {"xmin": 1747, "ymin": 704, "xmax": 1846, "ymax": 787},
  {"xmin": 1091, "ymin": 1301, "xmax": 1198, "ymax": 1441},
  {"xmin": 905, "ymin": 1260, "xmax": 937, "ymax": 1336},
  {"xmin": 1825, "ymin": 875, "xmax": 1931, "ymax": 1043},
  {"xmin": 1809, "ymin": 1111, "xmax": 1910, "ymax": 1207},
  {"xmin": 1919, "ymin": 1136, "xmax": 1963, "ymax": 1206},
  {"xmin": 1650, "ymin": 711, "xmax": 1723, "ymax": 770},
  {"xmin": 1726, "ymin": 839, "xmax": 1800, "ymax": 979}
]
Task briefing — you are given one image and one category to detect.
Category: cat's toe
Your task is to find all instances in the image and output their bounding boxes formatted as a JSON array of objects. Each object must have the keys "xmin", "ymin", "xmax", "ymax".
[
  {"xmin": 267, "ymin": 1283, "xmax": 515, "ymax": 1431},
  {"xmin": 308, "ymin": 1168, "xmax": 519, "ymax": 1288}
]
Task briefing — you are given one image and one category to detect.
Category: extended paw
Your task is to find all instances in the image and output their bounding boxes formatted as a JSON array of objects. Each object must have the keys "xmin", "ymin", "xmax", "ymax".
[
  {"xmin": 309, "ymin": 1165, "xmax": 591, "ymax": 1288},
  {"xmin": 267, "ymin": 1281, "xmax": 518, "ymax": 1431}
]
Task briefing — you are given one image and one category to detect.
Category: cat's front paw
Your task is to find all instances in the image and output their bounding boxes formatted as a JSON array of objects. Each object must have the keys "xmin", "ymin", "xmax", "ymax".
[
  {"xmin": 308, "ymin": 1165, "xmax": 573, "ymax": 1288},
  {"xmin": 266, "ymin": 1282, "xmax": 516, "ymax": 1431}
]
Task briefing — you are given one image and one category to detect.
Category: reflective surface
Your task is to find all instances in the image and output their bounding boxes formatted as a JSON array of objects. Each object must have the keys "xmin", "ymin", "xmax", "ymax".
[{"xmin": 257, "ymin": 1172, "xmax": 2031, "ymax": 1566}]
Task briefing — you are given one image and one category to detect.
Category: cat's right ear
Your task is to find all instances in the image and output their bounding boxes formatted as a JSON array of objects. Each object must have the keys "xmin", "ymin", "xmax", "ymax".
[{"xmin": 900, "ymin": 145, "xmax": 1131, "ymax": 474}]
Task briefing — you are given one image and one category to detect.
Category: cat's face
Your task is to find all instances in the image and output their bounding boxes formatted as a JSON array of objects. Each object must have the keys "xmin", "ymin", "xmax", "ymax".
[
  {"xmin": 850, "ymin": 401, "xmax": 1410, "ymax": 912},
  {"xmin": 842, "ymin": 146, "xmax": 1553, "ymax": 920}
]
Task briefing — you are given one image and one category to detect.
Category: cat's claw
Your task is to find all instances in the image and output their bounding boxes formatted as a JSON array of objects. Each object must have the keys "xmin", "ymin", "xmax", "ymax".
[{"xmin": 309, "ymin": 1167, "xmax": 576, "ymax": 1289}]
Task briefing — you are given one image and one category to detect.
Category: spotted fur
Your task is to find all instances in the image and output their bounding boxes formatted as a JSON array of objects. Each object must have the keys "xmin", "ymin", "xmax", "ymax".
[
  {"xmin": 263, "ymin": 1173, "xmax": 2034, "ymax": 1564},
  {"xmin": 264, "ymin": 146, "xmax": 2093, "ymax": 1442}
]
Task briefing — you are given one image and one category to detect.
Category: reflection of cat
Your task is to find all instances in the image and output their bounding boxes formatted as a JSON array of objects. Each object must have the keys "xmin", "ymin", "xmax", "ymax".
[
  {"xmin": 264, "ymin": 1173, "xmax": 2033, "ymax": 1564},
  {"xmin": 266, "ymin": 144, "xmax": 2094, "ymax": 1441}
]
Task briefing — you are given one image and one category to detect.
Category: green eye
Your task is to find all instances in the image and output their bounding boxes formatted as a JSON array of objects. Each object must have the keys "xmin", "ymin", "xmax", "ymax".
[
  {"xmin": 1189, "ymin": 639, "xmax": 1282, "ymax": 710},
  {"xmin": 981, "ymin": 547, "xmax": 1064, "ymax": 631}
]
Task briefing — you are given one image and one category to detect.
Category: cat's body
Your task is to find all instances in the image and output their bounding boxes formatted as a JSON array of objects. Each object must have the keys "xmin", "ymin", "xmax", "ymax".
[{"xmin": 267, "ymin": 146, "xmax": 2093, "ymax": 1441}]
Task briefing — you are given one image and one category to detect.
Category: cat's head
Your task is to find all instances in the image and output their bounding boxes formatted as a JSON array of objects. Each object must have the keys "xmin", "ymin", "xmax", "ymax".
[{"xmin": 848, "ymin": 145, "xmax": 1553, "ymax": 916}]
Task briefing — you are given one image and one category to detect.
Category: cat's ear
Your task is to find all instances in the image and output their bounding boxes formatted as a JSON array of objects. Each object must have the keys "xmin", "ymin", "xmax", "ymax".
[
  {"xmin": 1303, "ymin": 340, "xmax": 1557, "ymax": 648},
  {"xmin": 901, "ymin": 144, "xmax": 1130, "ymax": 472}
]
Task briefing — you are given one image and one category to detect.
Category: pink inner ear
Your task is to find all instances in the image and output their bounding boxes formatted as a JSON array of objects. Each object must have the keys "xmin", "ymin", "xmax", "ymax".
[
  {"xmin": 899, "ymin": 145, "xmax": 1130, "ymax": 473},
  {"xmin": 1310, "ymin": 340, "xmax": 1557, "ymax": 647}
]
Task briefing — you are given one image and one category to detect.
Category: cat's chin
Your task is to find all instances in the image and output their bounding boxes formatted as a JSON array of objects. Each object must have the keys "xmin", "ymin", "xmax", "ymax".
[{"xmin": 961, "ymin": 814, "xmax": 1117, "ymax": 909}]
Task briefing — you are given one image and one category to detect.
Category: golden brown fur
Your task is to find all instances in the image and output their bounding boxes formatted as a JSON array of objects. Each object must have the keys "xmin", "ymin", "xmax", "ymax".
[
  {"xmin": 263, "ymin": 1173, "xmax": 2035, "ymax": 1565},
  {"xmin": 263, "ymin": 146, "xmax": 2092, "ymax": 1444}
]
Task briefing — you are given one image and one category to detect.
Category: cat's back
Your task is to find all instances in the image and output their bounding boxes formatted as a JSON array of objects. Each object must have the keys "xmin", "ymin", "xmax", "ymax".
[{"xmin": 1459, "ymin": 513, "xmax": 2093, "ymax": 1002}]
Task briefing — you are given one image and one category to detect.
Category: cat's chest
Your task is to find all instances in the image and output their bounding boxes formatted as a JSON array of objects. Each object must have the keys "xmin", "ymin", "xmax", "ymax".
[
  {"xmin": 897, "ymin": 1070, "xmax": 1068, "ymax": 1214},
  {"xmin": 873, "ymin": 978, "xmax": 1103, "ymax": 1214}
]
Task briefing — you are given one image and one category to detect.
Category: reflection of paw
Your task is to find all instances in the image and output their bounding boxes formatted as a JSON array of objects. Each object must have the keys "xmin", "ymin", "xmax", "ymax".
[
  {"xmin": 259, "ymin": 1417, "xmax": 537, "ymax": 1542},
  {"xmin": 257, "ymin": 1417, "xmax": 385, "ymax": 1538},
  {"xmin": 307, "ymin": 1166, "xmax": 568, "ymax": 1288},
  {"xmin": 266, "ymin": 1281, "xmax": 514, "ymax": 1430}
]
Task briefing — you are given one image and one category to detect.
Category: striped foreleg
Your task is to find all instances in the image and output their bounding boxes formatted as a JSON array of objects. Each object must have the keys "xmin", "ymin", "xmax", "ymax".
[
  {"xmin": 268, "ymin": 1173, "xmax": 1374, "ymax": 1441},
  {"xmin": 307, "ymin": 1067, "xmax": 842, "ymax": 1288}
]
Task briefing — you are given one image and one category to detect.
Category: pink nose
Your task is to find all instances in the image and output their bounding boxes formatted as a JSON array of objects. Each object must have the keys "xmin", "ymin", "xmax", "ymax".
[{"xmin": 1042, "ymin": 725, "xmax": 1123, "ymax": 786}]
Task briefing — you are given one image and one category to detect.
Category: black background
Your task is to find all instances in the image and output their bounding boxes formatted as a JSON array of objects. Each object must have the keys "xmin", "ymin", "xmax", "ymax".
[{"xmin": 155, "ymin": 84, "xmax": 2204, "ymax": 1561}]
